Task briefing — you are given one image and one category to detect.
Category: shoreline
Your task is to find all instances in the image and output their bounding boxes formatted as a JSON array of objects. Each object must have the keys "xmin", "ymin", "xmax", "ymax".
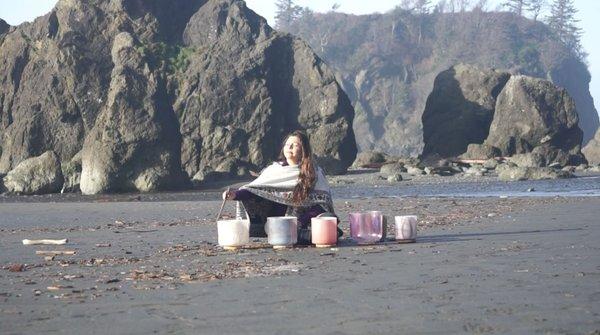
[{"xmin": 1, "ymin": 169, "xmax": 599, "ymax": 204}]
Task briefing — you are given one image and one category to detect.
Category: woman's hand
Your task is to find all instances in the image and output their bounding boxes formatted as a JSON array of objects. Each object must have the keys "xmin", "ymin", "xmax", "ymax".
[{"xmin": 222, "ymin": 190, "xmax": 236, "ymax": 200}]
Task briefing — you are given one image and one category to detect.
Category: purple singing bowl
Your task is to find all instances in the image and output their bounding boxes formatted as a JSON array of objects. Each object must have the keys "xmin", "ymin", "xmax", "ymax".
[{"xmin": 349, "ymin": 211, "xmax": 383, "ymax": 244}]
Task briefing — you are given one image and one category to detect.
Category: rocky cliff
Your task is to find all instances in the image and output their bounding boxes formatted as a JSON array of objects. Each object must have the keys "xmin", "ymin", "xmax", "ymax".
[
  {"xmin": 422, "ymin": 64, "xmax": 585, "ymax": 167},
  {"xmin": 421, "ymin": 65, "xmax": 510, "ymax": 158},
  {"xmin": 0, "ymin": 0, "xmax": 357, "ymax": 194},
  {"xmin": 0, "ymin": 19, "xmax": 8, "ymax": 35},
  {"xmin": 583, "ymin": 129, "xmax": 600, "ymax": 165},
  {"xmin": 287, "ymin": 10, "xmax": 598, "ymax": 156}
]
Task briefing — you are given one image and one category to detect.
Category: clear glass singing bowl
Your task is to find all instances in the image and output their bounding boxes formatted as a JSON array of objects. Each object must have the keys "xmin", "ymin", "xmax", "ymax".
[{"xmin": 349, "ymin": 211, "xmax": 383, "ymax": 244}]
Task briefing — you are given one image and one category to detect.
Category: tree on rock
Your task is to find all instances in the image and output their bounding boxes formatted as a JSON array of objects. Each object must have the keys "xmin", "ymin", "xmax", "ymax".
[
  {"xmin": 398, "ymin": 0, "xmax": 432, "ymax": 14},
  {"xmin": 526, "ymin": 0, "xmax": 546, "ymax": 21},
  {"xmin": 275, "ymin": 0, "xmax": 301, "ymax": 30},
  {"xmin": 503, "ymin": 0, "xmax": 527, "ymax": 16},
  {"xmin": 547, "ymin": 0, "xmax": 585, "ymax": 59},
  {"xmin": 503, "ymin": 0, "xmax": 546, "ymax": 21}
]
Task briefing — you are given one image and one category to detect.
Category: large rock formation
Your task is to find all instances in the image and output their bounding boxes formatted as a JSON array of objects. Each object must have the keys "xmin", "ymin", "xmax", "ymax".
[
  {"xmin": 174, "ymin": 0, "xmax": 355, "ymax": 178},
  {"xmin": 421, "ymin": 64, "xmax": 510, "ymax": 158},
  {"xmin": 80, "ymin": 32, "xmax": 185, "ymax": 194},
  {"xmin": 422, "ymin": 65, "xmax": 585, "ymax": 166},
  {"xmin": 0, "ymin": 19, "xmax": 9, "ymax": 35},
  {"xmin": 287, "ymin": 10, "xmax": 598, "ymax": 155},
  {"xmin": 2, "ymin": 151, "xmax": 63, "ymax": 194},
  {"xmin": 0, "ymin": 0, "xmax": 356, "ymax": 194},
  {"xmin": 485, "ymin": 75, "xmax": 584, "ymax": 166}
]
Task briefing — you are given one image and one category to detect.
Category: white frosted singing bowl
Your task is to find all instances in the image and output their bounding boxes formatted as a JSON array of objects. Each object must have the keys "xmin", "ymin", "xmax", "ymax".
[
  {"xmin": 394, "ymin": 215, "xmax": 417, "ymax": 242},
  {"xmin": 217, "ymin": 219, "xmax": 250, "ymax": 247}
]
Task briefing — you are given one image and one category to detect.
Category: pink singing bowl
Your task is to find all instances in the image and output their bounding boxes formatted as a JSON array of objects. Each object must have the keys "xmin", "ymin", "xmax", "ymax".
[{"xmin": 311, "ymin": 217, "xmax": 338, "ymax": 247}]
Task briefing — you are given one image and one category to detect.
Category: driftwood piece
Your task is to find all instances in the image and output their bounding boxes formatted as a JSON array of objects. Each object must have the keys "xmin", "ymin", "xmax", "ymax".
[
  {"xmin": 455, "ymin": 159, "xmax": 487, "ymax": 164},
  {"xmin": 454, "ymin": 157, "xmax": 508, "ymax": 165},
  {"xmin": 23, "ymin": 239, "xmax": 68, "ymax": 245},
  {"xmin": 360, "ymin": 163, "xmax": 386, "ymax": 169},
  {"xmin": 47, "ymin": 285, "xmax": 73, "ymax": 291},
  {"xmin": 35, "ymin": 250, "xmax": 76, "ymax": 256}
]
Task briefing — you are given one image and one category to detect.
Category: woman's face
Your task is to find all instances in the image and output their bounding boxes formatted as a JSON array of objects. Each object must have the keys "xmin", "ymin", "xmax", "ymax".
[{"xmin": 283, "ymin": 136, "xmax": 303, "ymax": 165}]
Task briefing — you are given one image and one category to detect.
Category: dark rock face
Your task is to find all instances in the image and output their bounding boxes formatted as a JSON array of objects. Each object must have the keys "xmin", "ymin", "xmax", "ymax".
[
  {"xmin": 423, "ymin": 66, "xmax": 585, "ymax": 166},
  {"xmin": 175, "ymin": 0, "xmax": 355, "ymax": 177},
  {"xmin": 0, "ymin": 1, "xmax": 116, "ymax": 174},
  {"xmin": 549, "ymin": 58, "xmax": 598, "ymax": 145},
  {"xmin": 582, "ymin": 129, "xmax": 600, "ymax": 165},
  {"xmin": 485, "ymin": 75, "xmax": 585, "ymax": 165},
  {"xmin": 0, "ymin": 19, "xmax": 9, "ymax": 35},
  {"xmin": 80, "ymin": 32, "xmax": 185, "ymax": 194},
  {"xmin": 422, "ymin": 64, "xmax": 510, "ymax": 158},
  {"xmin": 0, "ymin": 0, "xmax": 356, "ymax": 194}
]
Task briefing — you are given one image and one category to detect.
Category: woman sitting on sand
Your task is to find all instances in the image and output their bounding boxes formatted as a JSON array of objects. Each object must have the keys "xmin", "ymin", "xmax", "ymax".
[{"xmin": 222, "ymin": 130, "xmax": 341, "ymax": 244}]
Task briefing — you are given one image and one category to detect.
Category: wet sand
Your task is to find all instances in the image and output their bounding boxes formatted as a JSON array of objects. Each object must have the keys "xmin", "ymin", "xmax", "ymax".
[{"xmin": 1, "ymin": 196, "xmax": 599, "ymax": 334}]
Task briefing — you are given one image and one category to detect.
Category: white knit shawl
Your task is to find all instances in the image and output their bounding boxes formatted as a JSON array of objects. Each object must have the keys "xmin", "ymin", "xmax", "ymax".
[{"xmin": 242, "ymin": 162, "xmax": 330, "ymax": 192}]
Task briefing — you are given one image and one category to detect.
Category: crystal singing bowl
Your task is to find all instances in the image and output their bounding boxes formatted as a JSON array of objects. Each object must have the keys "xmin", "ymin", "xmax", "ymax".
[
  {"xmin": 266, "ymin": 216, "xmax": 298, "ymax": 246},
  {"xmin": 349, "ymin": 211, "xmax": 383, "ymax": 244},
  {"xmin": 311, "ymin": 217, "xmax": 338, "ymax": 247},
  {"xmin": 217, "ymin": 219, "xmax": 250, "ymax": 247},
  {"xmin": 394, "ymin": 215, "xmax": 417, "ymax": 241}
]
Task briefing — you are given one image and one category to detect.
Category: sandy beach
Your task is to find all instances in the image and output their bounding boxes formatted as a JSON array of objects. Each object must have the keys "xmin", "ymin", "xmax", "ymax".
[
  {"xmin": 1, "ymin": 189, "xmax": 599, "ymax": 334},
  {"xmin": 1, "ymin": 0, "xmax": 599, "ymax": 333}
]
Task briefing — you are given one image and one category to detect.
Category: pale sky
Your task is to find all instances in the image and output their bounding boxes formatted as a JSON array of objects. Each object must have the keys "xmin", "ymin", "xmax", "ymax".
[{"xmin": 0, "ymin": 0, "xmax": 598, "ymax": 115}]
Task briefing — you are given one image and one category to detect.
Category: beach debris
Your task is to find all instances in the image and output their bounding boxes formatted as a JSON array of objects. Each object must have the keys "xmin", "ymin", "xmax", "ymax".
[
  {"xmin": 47, "ymin": 285, "xmax": 74, "ymax": 291},
  {"xmin": 23, "ymin": 239, "xmax": 67, "ymax": 245},
  {"xmin": 95, "ymin": 243, "xmax": 111, "ymax": 247},
  {"xmin": 527, "ymin": 187, "xmax": 535, "ymax": 192},
  {"xmin": 44, "ymin": 256, "xmax": 55, "ymax": 261},
  {"xmin": 35, "ymin": 250, "xmax": 76, "ymax": 256},
  {"xmin": 179, "ymin": 273, "xmax": 195, "ymax": 281},
  {"xmin": 8, "ymin": 264, "xmax": 25, "ymax": 272},
  {"xmin": 128, "ymin": 269, "xmax": 172, "ymax": 281},
  {"xmin": 320, "ymin": 252, "xmax": 336, "ymax": 257}
]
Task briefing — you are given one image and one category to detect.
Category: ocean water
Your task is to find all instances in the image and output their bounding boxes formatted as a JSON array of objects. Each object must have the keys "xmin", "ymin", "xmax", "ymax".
[
  {"xmin": 331, "ymin": 175, "xmax": 600, "ymax": 199},
  {"xmin": 1, "ymin": 175, "xmax": 599, "ymax": 203}
]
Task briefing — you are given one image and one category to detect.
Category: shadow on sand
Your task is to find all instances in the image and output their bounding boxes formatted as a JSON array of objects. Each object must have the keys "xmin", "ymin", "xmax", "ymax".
[{"xmin": 416, "ymin": 227, "xmax": 584, "ymax": 243}]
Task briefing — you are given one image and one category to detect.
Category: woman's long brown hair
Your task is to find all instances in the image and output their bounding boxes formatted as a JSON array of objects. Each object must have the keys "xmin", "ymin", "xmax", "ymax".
[{"xmin": 278, "ymin": 130, "xmax": 316, "ymax": 204}]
